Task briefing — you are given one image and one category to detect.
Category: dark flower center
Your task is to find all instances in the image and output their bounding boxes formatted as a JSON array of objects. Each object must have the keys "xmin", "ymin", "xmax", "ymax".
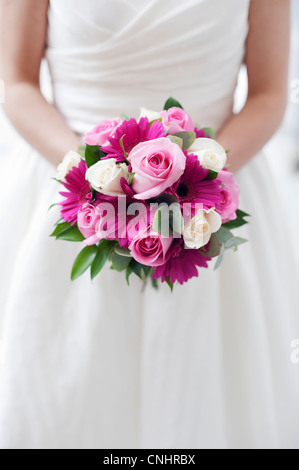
[{"xmin": 176, "ymin": 182, "xmax": 189, "ymax": 198}]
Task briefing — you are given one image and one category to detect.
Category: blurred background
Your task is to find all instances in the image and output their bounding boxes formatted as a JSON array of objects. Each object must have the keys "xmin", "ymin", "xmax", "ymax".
[
  {"xmin": 264, "ymin": 0, "xmax": 299, "ymax": 234},
  {"xmin": 1, "ymin": 0, "xmax": 298, "ymax": 234},
  {"xmin": 235, "ymin": 0, "xmax": 299, "ymax": 235}
]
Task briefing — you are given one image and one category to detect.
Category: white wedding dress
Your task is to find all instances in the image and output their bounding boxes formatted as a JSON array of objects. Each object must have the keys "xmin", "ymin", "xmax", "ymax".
[{"xmin": 0, "ymin": 0, "xmax": 299, "ymax": 449}]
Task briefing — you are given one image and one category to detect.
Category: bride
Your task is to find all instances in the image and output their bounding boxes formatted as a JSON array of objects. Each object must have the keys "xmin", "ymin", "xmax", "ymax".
[{"xmin": 0, "ymin": 0, "xmax": 298, "ymax": 449}]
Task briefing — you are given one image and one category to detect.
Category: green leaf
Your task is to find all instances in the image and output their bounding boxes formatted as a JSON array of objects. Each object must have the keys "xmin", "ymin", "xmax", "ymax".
[
  {"xmin": 206, "ymin": 170, "xmax": 219, "ymax": 180},
  {"xmin": 202, "ymin": 127, "xmax": 216, "ymax": 139},
  {"xmin": 167, "ymin": 135, "xmax": 183, "ymax": 149},
  {"xmin": 51, "ymin": 222, "xmax": 71, "ymax": 238},
  {"xmin": 119, "ymin": 135, "xmax": 128, "ymax": 159},
  {"xmin": 90, "ymin": 240, "xmax": 112, "ymax": 280},
  {"xmin": 215, "ymin": 227, "xmax": 233, "ymax": 245},
  {"xmin": 164, "ymin": 97, "xmax": 184, "ymax": 110},
  {"xmin": 128, "ymin": 172, "xmax": 135, "ymax": 185},
  {"xmin": 155, "ymin": 194, "xmax": 179, "ymax": 205},
  {"xmin": 152, "ymin": 202, "xmax": 183, "ymax": 236},
  {"xmin": 71, "ymin": 245, "xmax": 98, "ymax": 281},
  {"xmin": 51, "ymin": 221, "xmax": 85, "ymax": 242},
  {"xmin": 200, "ymin": 233, "xmax": 221, "ymax": 258},
  {"xmin": 85, "ymin": 144, "xmax": 106, "ymax": 168},
  {"xmin": 222, "ymin": 218, "xmax": 248, "ymax": 230},
  {"xmin": 130, "ymin": 260, "xmax": 151, "ymax": 281},
  {"xmin": 170, "ymin": 206, "xmax": 184, "ymax": 235},
  {"xmin": 151, "ymin": 277, "xmax": 159, "ymax": 290},
  {"xmin": 91, "ymin": 188, "xmax": 97, "ymax": 201},
  {"xmin": 114, "ymin": 246, "xmax": 132, "ymax": 258},
  {"xmin": 152, "ymin": 205, "xmax": 172, "ymax": 237},
  {"xmin": 126, "ymin": 265, "xmax": 133, "ymax": 286},
  {"xmin": 108, "ymin": 242, "xmax": 118, "ymax": 260},
  {"xmin": 48, "ymin": 203, "xmax": 58, "ymax": 212},
  {"xmin": 111, "ymin": 250, "xmax": 132, "ymax": 272},
  {"xmin": 213, "ymin": 229, "xmax": 247, "ymax": 271},
  {"xmin": 236, "ymin": 209, "xmax": 250, "ymax": 218},
  {"xmin": 152, "ymin": 207, "xmax": 163, "ymax": 234},
  {"xmin": 214, "ymin": 244, "xmax": 225, "ymax": 271},
  {"xmin": 222, "ymin": 209, "xmax": 250, "ymax": 230},
  {"xmin": 77, "ymin": 145, "xmax": 86, "ymax": 158},
  {"xmin": 224, "ymin": 236, "xmax": 247, "ymax": 251},
  {"xmin": 121, "ymin": 114, "xmax": 130, "ymax": 121},
  {"xmin": 165, "ymin": 277, "xmax": 174, "ymax": 292},
  {"xmin": 56, "ymin": 224, "xmax": 85, "ymax": 242},
  {"xmin": 172, "ymin": 131, "xmax": 196, "ymax": 150},
  {"xmin": 141, "ymin": 269, "xmax": 148, "ymax": 282},
  {"xmin": 149, "ymin": 118, "xmax": 162, "ymax": 126},
  {"xmin": 51, "ymin": 177, "xmax": 63, "ymax": 184}
]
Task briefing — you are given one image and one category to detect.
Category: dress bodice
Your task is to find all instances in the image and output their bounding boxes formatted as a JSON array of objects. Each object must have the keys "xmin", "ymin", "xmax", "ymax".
[{"xmin": 47, "ymin": 0, "xmax": 250, "ymax": 134}]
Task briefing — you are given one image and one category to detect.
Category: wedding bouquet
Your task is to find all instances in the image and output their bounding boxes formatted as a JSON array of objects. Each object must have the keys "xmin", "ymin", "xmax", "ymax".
[{"xmin": 51, "ymin": 98, "xmax": 249, "ymax": 289}]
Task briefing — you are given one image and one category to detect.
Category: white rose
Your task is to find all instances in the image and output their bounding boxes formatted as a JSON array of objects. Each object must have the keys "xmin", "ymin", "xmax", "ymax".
[
  {"xmin": 188, "ymin": 138, "xmax": 227, "ymax": 172},
  {"xmin": 57, "ymin": 151, "xmax": 81, "ymax": 181},
  {"xmin": 85, "ymin": 158, "xmax": 129, "ymax": 197},
  {"xmin": 183, "ymin": 208, "xmax": 222, "ymax": 249},
  {"xmin": 139, "ymin": 107, "xmax": 161, "ymax": 123}
]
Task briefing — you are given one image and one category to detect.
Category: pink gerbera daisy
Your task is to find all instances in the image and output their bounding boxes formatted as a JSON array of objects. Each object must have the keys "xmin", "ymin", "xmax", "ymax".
[
  {"xmin": 194, "ymin": 127, "xmax": 212, "ymax": 138},
  {"xmin": 167, "ymin": 153, "xmax": 222, "ymax": 215},
  {"xmin": 59, "ymin": 160, "xmax": 92, "ymax": 225},
  {"xmin": 152, "ymin": 240, "xmax": 211, "ymax": 285},
  {"xmin": 101, "ymin": 117, "xmax": 166, "ymax": 161}
]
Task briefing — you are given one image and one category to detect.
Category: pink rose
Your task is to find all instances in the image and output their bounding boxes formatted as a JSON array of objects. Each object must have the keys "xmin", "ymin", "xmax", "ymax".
[
  {"xmin": 128, "ymin": 138, "xmax": 186, "ymax": 200},
  {"xmin": 160, "ymin": 107, "xmax": 194, "ymax": 134},
  {"xmin": 129, "ymin": 229, "xmax": 173, "ymax": 267},
  {"xmin": 77, "ymin": 203, "xmax": 103, "ymax": 245},
  {"xmin": 84, "ymin": 118, "xmax": 122, "ymax": 146},
  {"xmin": 217, "ymin": 170, "xmax": 240, "ymax": 223}
]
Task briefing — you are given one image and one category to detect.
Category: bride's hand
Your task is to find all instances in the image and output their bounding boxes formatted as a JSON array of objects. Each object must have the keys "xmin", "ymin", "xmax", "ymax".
[{"xmin": 0, "ymin": 0, "xmax": 81, "ymax": 166}]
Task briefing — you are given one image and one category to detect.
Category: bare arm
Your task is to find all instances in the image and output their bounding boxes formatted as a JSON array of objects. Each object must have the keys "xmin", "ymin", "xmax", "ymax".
[
  {"xmin": 217, "ymin": 0, "xmax": 290, "ymax": 172},
  {"xmin": 0, "ymin": 0, "xmax": 81, "ymax": 166}
]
